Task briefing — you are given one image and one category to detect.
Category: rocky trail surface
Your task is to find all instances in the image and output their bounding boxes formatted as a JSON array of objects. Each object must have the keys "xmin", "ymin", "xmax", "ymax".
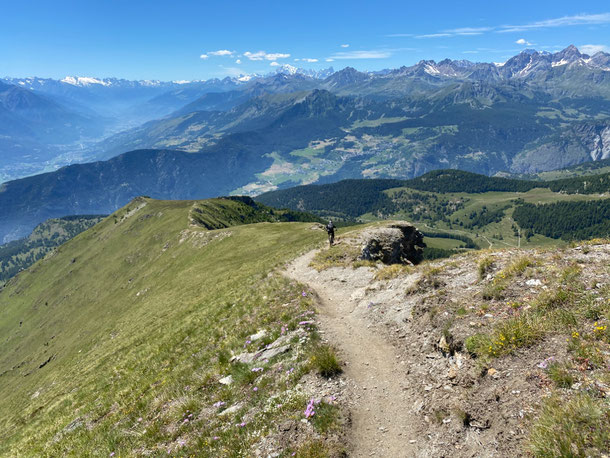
[
  {"xmin": 285, "ymin": 248, "xmax": 418, "ymax": 457},
  {"xmin": 284, "ymin": 233, "xmax": 610, "ymax": 458}
]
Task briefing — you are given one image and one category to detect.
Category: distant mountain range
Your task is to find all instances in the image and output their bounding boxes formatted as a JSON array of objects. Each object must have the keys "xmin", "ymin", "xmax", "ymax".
[{"xmin": 1, "ymin": 45, "xmax": 610, "ymax": 241}]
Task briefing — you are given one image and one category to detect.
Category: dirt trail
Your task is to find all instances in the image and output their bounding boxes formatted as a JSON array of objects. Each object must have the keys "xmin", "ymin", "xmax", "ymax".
[{"xmin": 285, "ymin": 249, "xmax": 417, "ymax": 457}]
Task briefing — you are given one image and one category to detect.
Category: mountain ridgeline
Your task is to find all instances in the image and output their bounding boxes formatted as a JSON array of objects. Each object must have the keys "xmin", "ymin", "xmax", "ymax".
[{"xmin": 2, "ymin": 46, "xmax": 610, "ymax": 241}]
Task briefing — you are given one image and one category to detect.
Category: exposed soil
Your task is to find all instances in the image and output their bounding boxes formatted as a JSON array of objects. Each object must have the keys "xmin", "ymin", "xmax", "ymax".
[{"xmin": 285, "ymin": 249, "xmax": 417, "ymax": 457}]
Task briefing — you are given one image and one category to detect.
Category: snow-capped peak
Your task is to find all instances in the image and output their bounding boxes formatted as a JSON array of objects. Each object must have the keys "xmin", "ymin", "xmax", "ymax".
[{"xmin": 61, "ymin": 76, "xmax": 111, "ymax": 86}]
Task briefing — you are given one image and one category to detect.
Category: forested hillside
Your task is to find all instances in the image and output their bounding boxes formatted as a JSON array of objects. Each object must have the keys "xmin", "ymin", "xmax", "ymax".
[{"xmin": 0, "ymin": 215, "xmax": 105, "ymax": 284}]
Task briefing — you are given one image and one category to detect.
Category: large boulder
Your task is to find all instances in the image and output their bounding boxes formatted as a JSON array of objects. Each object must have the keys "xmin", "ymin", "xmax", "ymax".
[{"xmin": 359, "ymin": 222, "xmax": 426, "ymax": 265}]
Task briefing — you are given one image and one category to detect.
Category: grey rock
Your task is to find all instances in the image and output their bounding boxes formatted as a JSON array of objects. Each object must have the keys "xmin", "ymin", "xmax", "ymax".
[
  {"xmin": 258, "ymin": 344, "xmax": 291, "ymax": 360},
  {"xmin": 359, "ymin": 222, "xmax": 425, "ymax": 265},
  {"xmin": 250, "ymin": 329, "xmax": 267, "ymax": 341},
  {"xmin": 219, "ymin": 375, "xmax": 234, "ymax": 385},
  {"xmin": 218, "ymin": 403, "xmax": 242, "ymax": 417}
]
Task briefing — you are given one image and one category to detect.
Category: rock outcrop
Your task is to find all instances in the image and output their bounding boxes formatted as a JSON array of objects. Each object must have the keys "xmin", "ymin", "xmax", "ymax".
[{"xmin": 358, "ymin": 222, "xmax": 425, "ymax": 265}]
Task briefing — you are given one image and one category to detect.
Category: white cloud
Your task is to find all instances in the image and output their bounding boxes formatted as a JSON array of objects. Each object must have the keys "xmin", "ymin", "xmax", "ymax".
[
  {"xmin": 515, "ymin": 38, "xmax": 533, "ymax": 46},
  {"xmin": 270, "ymin": 61, "xmax": 280, "ymax": 66},
  {"xmin": 341, "ymin": 44, "xmax": 349, "ymax": 48},
  {"xmin": 235, "ymin": 59, "xmax": 242, "ymax": 64},
  {"xmin": 462, "ymin": 50, "xmax": 479, "ymax": 54},
  {"xmin": 199, "ymin": 54, "xmax": 209, "ymax": 59},
  {"xmin": 579, "ymin": 44, "xmax": 610, "ymax": 55},
  {"xmin": 444, "ymin": 26, "xmax": 493, "ymax": 35},
  {"xmin": 302, "ymin": 58, "xmax": 318, "ymax": 62},
  {"xmin": 209, "ymin": 50, "xmax": 234, "ymax": 56},
  {"xmin": 416, "ymin": 33, "xmax": 452, "ymax": 39},
  {"xmin": 407, "ymin": 13, "xmax": 610, "ymax": 41},
  {"xmin": 326, "ymin": 58, "xmax": 335, "ymax": 62},
  {"xmin": 294, "ymin": 58, "xmax": 300, "ymax": 61},
  {"xmin": 329, "ymin": 50, "xmax": 392, "ymax": 59},
  {"xmin": 499, "ymin": 13, "xmax": 610, "ymax": 33},
  {"xmin": 244, "ymin": 51, "xmax": 290, "ymax": 61}
]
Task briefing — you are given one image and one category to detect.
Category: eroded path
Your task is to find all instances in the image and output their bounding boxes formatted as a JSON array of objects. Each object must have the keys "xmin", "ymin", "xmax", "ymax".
[{"xmin": 285, "ymin": 249, "xmax": 417, "ymax": 457}]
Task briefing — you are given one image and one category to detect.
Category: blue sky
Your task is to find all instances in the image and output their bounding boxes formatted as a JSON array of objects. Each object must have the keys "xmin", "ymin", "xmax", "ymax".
[{"xmin": 1, "ymin": 0, "xmax": 609, "ymax": 81}]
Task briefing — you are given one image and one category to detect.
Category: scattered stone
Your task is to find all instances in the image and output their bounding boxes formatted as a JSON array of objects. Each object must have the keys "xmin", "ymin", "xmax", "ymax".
[
  {"xmin": 258, "ymin": 344, "xmax": 291, "ymax": 361},
  {"xmin": 447, "ymin": 367, "xmax": 458, "ymax": 380},
  {"xmin": 217, "ymin": 403, "xmax": 242, "ymax": 417},
  {"xmin": 219, "ymin": 375, "xmax": 233, "ymax": 385},
  {"xmin": 526, "ymin": 279, "xmax": 542, "ymax": 286},
  {"xmin": 250, "ymin": 329, "xmax": 267, "ymax": 341}
]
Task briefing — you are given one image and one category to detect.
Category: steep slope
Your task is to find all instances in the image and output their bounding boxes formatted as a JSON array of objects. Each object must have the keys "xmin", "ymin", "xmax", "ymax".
[
  {"xmin": 0, "ymin": 215, "xmax": 105, "ymax": 284},
  {"xmin": 0, "ymin": 198, "xmax": 346, "ymax": 456}
]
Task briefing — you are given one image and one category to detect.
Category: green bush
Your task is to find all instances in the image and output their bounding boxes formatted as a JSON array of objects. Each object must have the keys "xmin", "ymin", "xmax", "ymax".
[
  {"xmin": 310, "ymin": 344, "xmax": 342, "ymax": 378},
  {"xmin": 529, "ymin": 394, "xmax": 610, "ymax": 457}
]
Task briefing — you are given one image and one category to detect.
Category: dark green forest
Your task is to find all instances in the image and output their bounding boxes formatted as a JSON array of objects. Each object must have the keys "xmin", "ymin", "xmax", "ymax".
[{"xmin": 513, "ymin": 200, "xmax": 610, "ymax": 241}]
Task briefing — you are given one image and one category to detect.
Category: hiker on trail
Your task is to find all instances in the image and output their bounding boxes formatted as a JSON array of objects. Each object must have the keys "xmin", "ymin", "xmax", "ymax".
[{"xmin": 326, "ymin": 220, "xmax": 336, "ymax": 246}]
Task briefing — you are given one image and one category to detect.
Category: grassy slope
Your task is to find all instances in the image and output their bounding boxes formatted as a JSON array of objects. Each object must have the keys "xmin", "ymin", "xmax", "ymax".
[{"xmin": 0, "ymin": 198, "xmax": 339, "ymax": 456}]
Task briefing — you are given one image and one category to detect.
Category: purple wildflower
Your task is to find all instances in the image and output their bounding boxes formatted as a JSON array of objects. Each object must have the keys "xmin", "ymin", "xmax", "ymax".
[
  {"xmin": 251, "ymin": 367, "xmax": 264, "ymax": 372},
  {"xmin": 304, "ymin": 398, "xmax": 317, "ymax": 418},
  {"xmin": 213, "ymin": 401, "xmax": 226, "ymax": 408},
  {"xmin": 253, "ymin": 387, "xmax": 258, "ymax": 392},
  {"xmin": 302, "ymin": 291, "xmax": 307, "ymax": 297},
  {"xmin": 213, "ymin": 436, "xmax": 220, "ymax": 440},
  {"xmin": 537, "ymin": 356, "xmax": 556, "ymax": 369}
]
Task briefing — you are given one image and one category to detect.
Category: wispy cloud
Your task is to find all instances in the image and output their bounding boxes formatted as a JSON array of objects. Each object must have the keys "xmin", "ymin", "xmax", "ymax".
[
  {"xmin": 301, "ymin": 58, "xmax": 318, "ymax": 62},
  {"xmin": 269, "ymin": 61, "xmax": 280, "ymax": 67},
  {"xmin": 244, "ymin": 50, "xmax": 290, "ymax": 61},
  {"xmin": 209, "ymin": 49, "xmax": 234, "ymax": 56},
  {"xmin": 328, "ymin": 50, "xmax": 393, "ymax": 59},
  {"xmin": 515, "ymin": 38, "xmax": 533, "ymax": 46},
  {"xmin": 579, "ymin": 44, "xmax": 610, "ymax": 55},
  {"xmin": 235, "ymin": 59, "xmax": 242, "ymax": 64},
  {"xmin": 391, "ymin": 13, "xmax": 610, "ymax": 40},
  {"xmin": 326, "ymin": 58, "xmax": 335, "ymax": 62},
  {"xmin": 498, "ymin": 13, "xmax": 610, "ymax": 33},
  {"xmin": 199, "ymin": 54, "xmax": 209, "ymax": 60},
  {"xmin": 416, "ymin": 33, "xmax": 452, "ymax": 39},
  {"xmin": 444, "ymin": 26, "xmax": 493, "ymax": 35},
  {"xmin": 340, "ymin": 44, "xmax": 350, "ymax": 48}
]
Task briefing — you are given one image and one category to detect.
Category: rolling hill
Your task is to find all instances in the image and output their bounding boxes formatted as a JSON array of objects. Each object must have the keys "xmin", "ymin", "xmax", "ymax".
[
  {"xmin": 0, "ymin": 197, "xmax": 346, "ymax": 456},
  {"xmin": 256, "ymin": 169, "xmax": 610, "ymax": 249},
  {"xmin": 1, "ymin": 195, "xmax": 608, "ymax": 456}
]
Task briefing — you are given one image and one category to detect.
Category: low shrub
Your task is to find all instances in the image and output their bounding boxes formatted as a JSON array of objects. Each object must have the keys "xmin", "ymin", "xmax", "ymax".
[{"xmin": 310, "ymin": 344, "xmax": 342, "ymax": 378}]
